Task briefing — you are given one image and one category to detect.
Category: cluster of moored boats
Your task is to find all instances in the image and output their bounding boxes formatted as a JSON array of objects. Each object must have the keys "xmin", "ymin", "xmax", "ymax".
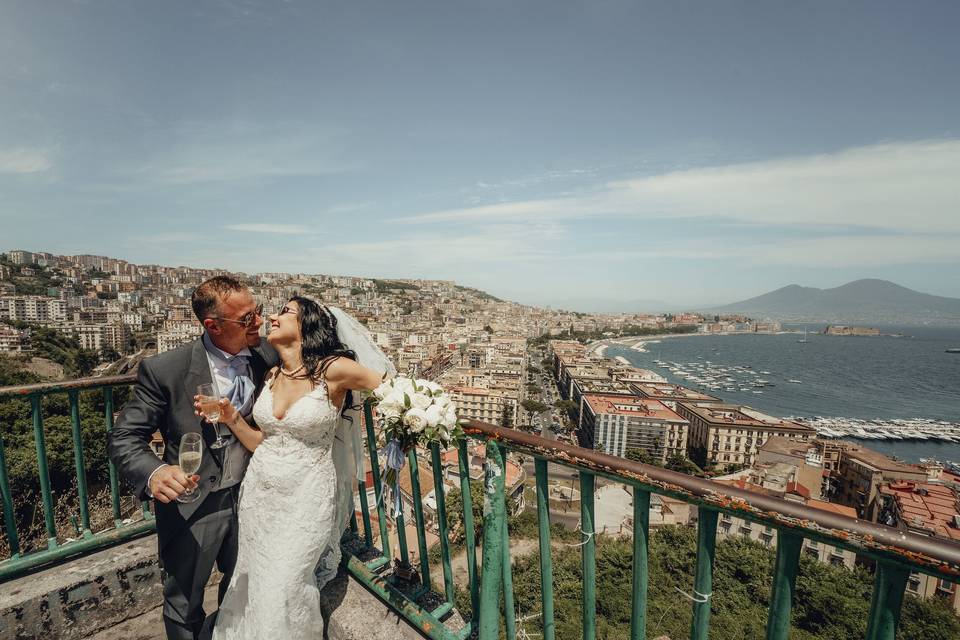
[
  {"xmin": 788, "ymin": 416, "xmax": 960, "ymax": 442},
  {"xmin": 652, "ymin": 358, "xmax": 789, "ymax": 395},
  {"xmin": 647, "ymin": 356, "xmax": 959, "ymax": 443}
]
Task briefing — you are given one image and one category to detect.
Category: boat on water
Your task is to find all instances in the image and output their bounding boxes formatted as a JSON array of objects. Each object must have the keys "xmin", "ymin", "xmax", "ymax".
[
  {"xmin": 947, "ymin": 348, "xmax": 960, "ymax": 354},
  {"xmin": 797, "ymin": 326, "xmax": 809, "ymax": 343},
  {"xmin": 788, "ymin": 379, "xmax": 802, "ymax": 384}
]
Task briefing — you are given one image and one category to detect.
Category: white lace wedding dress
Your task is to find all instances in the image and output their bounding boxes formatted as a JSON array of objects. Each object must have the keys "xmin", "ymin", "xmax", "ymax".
[{"xmin": 213, "ymin": 379, "xmax": 345, "ymax": 639}]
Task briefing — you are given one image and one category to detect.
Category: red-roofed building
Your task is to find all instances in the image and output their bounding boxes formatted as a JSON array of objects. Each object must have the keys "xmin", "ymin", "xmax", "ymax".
[
  {"xmin": 835, "ymin": 446, "xmax": 927, "ymax": 520},
  {"xmin": 579, "ymin": 394, "xmax": 689, "ymax": 463},
  {"xmin": 879, "ymin": 479, "xmax": 960, "ymax": 614}
]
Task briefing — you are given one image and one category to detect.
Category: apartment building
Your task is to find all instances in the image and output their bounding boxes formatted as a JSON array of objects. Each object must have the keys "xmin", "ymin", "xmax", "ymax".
[
  {"xmin": 713, "ymin": 476, "xmax": 857, "ymax": 569},
  {"xmin": 678, "ymin": 402, "xmax": 815, "ymax": 469},
  {"xmin": 74, "ymin": 323, "xmax": 131, "ymax": 353},
  {"xmin": 0, "ymin": 326, "xmax": 31, "ymax": 353},
  {"xmin": 0, "ymin": 296, "xmax": 68, "ymax": 323},
  {"xmin": 448, "ymin": 385, "xmax": 518, "ymax": 427},
  {"xmin": 835, "ymin": 446, "xmax": 927, "ymax": 520},
  {"xmin": 580, "ymin": 393, "xmax": 689, "ymax": 463}
]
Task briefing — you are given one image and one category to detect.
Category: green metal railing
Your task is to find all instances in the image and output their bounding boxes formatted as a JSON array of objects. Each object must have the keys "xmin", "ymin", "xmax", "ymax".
[
  {"xmin": 0, "ymin": 374, "xmax": 155, "ymax": 581},
  {"xmin": 3, "ymin": 375, "xmax": 960, "ymax": 640},
  {"xmin": 462, "ymin": 421, "xmax": 960, "ymax": 640}
]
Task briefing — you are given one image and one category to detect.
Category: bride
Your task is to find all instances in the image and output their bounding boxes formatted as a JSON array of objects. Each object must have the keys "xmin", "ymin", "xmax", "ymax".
[{"xmin": 207, "ymin": 296, "xmax": 394, "ymax": 639}]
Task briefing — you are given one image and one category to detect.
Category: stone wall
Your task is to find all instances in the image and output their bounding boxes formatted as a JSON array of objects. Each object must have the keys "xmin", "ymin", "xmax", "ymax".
[{"xmin": 0, "ymin": 536, "xmax": 164, "ymax": 640}]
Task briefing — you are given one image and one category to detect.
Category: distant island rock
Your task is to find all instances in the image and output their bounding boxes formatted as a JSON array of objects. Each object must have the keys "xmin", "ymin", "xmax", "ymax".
[{"xmin": 709, "ymin": 279, "xmax": 960, "ymax": 326}]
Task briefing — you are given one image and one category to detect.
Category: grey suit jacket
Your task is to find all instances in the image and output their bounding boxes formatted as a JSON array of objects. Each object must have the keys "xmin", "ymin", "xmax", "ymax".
[{"xmin": 108, "ymin": 337, "xmax": 279, "ymax": 547}]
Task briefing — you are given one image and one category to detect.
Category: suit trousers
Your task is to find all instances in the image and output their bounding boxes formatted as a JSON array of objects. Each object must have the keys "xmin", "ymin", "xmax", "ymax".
[{"xmin": 160, "ymin": 486, "xmax": 239, "ymax": 640}]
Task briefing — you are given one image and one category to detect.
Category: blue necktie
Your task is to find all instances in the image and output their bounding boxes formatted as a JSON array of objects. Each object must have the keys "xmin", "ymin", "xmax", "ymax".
[{"xmin": 222, "ymin": 355, "xmax": 255, "ymax": 416}]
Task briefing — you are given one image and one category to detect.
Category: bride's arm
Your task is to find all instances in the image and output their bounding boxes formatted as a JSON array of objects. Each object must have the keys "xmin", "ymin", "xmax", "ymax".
[
  {"xmin": 324, "ymin": 357, "xmax": 386, "ymax": 396},
  {"xmin": 219, "ymin": 401, "xmax": 265, "ymax": 453}
]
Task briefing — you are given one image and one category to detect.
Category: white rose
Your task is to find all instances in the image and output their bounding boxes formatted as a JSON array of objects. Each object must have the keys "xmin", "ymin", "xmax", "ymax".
[
  {"xmin": 383, "ymin": 389, "xmax": 406, "ymax": 407},
  {"xmin": 394, "ymin": 377, "xmax": 415, "ymax": 394},
  {"xmin": 410, "ymin": 392, "xmax": 432, "ymax": 410},
  {"xmin": 403, "ymin": 408, "xmax": 429, "ymax": 433},
  {"xmin": 443, "ymin": 404, "xmax": 458, "ymax": 426},
  {"xmin": 374, "ymin": 380, "xmax": 394, "ymax": 399},
  {"xmin": 424, "ymin": 404, "xmax": 443, "ymax": 427},
  {"xmin": 423, "ymin": 380, "xmax": 443, "ymax": 394},
  {"xmin": 378, "ymin": 399, "xmax": 403, "ymax": 419}
]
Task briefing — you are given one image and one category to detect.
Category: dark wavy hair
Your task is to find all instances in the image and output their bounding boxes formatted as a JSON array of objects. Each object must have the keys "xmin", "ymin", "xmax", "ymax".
[{"xmin": 286, "ymin": 296, "xmax": 357, "ymax": 414}]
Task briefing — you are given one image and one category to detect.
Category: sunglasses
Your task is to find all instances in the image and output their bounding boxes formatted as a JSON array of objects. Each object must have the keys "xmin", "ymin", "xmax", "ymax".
[{"xmin": 212, "ymin": 303, "xmax": 264, "ymax": 329}]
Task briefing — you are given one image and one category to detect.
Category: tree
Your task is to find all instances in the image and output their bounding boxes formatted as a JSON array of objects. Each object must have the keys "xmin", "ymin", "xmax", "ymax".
[
  {"xmin": 624, "ymin": 448, "xmax": 656, "ymax": 465},
  {"xmin": 506, "ymin": 525, "xmax": 960, "ymax": 640},
  {"xmin": 665, "ymin": 452, "xmax": 703, "ymax": 476},
  {"xmin": 73, "ymin": 349, "xmax": 100, "ymax": 377},
  {"xmin": 521, "ymin": 400, "xmax": 548, "ymax": 422},
  {"xmin": 99, "ymin": 347, "xmax": 121, "ymax": 363},
  {"xmin": 554, "ymin": 399, "xmax": 578, "ymax": 414},
  {"xmin": 526, "ymin": 384, "xmax": 541, "ymax": 396},
  {"xmin": 444, "ymin": 480, "xmax": 484, "ymax": 544}
]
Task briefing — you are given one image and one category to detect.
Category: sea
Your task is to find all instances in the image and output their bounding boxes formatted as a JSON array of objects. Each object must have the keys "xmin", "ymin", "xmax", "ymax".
[{"xmin": 603, "ymin": 324, "xmax": 960, "ymax": 464}]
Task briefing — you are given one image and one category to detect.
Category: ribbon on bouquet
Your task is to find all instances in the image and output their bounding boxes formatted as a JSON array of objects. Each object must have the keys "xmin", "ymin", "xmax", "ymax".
[{"xmin": 377, "ymin": 438, "xmax": 407, "ymax": 519}]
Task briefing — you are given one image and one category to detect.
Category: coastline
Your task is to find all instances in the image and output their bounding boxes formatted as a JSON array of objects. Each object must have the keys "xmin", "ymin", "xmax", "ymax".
[{"xmin": 588, "ymin": 330, "xmax": 795, "ymax": 356}]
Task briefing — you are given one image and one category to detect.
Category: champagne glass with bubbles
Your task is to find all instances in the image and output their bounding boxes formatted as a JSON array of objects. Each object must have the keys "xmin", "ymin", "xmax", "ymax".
[
  {"xmin": 197, "ymin": 383, "xmax": 227, "ymax": 449},
  {"xmin": 177, "ymin": 433, "xmax": 202, "ymax": 503}
]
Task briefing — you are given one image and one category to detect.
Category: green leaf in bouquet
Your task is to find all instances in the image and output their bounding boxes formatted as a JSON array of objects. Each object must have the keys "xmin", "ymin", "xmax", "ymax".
[{"xmin": 404, "ymin": 393, "xmax": 411, "ymax": 409}]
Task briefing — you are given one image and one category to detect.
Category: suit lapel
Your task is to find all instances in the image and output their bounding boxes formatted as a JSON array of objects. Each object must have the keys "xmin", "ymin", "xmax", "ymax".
[{"xmin": 182, "ymin": 338, "xmax": 214, "ymax": 410}]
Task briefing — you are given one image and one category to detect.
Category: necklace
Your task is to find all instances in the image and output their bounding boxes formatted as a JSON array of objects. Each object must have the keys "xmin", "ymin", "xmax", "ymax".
[{"xmin": 280, "ymin": 363, "xmax": 305, "ymax": 378}]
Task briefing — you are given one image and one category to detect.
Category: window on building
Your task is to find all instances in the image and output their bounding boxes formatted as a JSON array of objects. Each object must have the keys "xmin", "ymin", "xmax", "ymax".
[
  {"xmin": 907, "ymin": 574, "xmax": 921, "ymax": 594},
  {"xmin": 937, "ymin": 579, "xmax": 956, "ymax": 594}
]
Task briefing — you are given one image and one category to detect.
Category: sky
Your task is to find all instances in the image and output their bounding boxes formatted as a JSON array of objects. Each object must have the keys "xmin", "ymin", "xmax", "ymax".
[{"xmin": 1, "ymin": 1, "xmax": 958, "ymax": 311}]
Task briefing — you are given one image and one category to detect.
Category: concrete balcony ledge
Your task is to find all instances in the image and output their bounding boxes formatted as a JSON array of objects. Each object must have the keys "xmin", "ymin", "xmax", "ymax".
[{"xmin": 0, "ymin": 536, "xmax": 428, "ymax": 640}]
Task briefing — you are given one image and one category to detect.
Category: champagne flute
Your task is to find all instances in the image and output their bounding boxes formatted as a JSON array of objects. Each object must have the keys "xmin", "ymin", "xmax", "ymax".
[
  {"xmin": 197, "ymin": 383, "xmax": 227, "ymax": 449},
  {"xmin": 177, "ymin": 433, "xmax": 203, "ymax": 503}
]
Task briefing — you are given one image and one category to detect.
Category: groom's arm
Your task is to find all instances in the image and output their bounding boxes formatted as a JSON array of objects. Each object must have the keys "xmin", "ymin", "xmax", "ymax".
[{"xmin": 108, "ymin": 358, "xmax": 168, "ymax": 500}]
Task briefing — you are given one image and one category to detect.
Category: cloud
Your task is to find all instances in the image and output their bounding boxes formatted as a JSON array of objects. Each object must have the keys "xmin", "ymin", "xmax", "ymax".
[
  {"xmin": 127, "ymin": 121, "xmax": 355, "ymax": 185},
  {"xmin": 225, "ymin": 223, "xmax": 308, "ymax": 235},
  {"xmin": 296, "ymin": 223, "xmax": 566, "ymax": 276},
  {"xmin": 397, "ymin": 139, "xmax": 960, "ymax": 235},
  {"xmin": 0, "ymin": 148, "xmax": 51, "ymax": 173}
]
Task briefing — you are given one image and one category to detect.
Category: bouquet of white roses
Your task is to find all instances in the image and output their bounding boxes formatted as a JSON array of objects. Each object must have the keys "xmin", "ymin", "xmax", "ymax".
[
  {"xmin": 369, "ymin": 376, "xmax": 464, "ymax": 515},
  {"xmin": 372, "ymin": 376, "xmax": 464, "ymax": 451}
]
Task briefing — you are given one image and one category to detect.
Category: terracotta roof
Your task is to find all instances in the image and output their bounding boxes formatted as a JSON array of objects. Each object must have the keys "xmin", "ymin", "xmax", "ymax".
[
  {"xmin": 787, "ymin": 482, "xmax": 811, "ymax": 499},
  {"xmin": 582, "ymin": 394, "xmax": 687, "ymax": 423},
  {"xmin": 880, "ymin": 481, "xmax": 960, "ymax": 540},
  {"xmin": 806, "ymin": 499, "xmax": 858, "ymax": 519}
]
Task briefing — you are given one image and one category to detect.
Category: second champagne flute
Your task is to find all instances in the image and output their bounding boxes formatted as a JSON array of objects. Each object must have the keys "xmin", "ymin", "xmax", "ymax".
[
  {"xmin": 177, "ymin": 433, "xmax": 203, "ymax": 503},
  {"xmin": 197, "ymin": 383, "xmax": 227, "ymax": 449}
]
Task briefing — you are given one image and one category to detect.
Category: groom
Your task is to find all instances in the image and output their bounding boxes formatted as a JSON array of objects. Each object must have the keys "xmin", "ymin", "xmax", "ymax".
[{"xmin": 108, "ymin": 276, "xmax": 278, "ymax": 640}]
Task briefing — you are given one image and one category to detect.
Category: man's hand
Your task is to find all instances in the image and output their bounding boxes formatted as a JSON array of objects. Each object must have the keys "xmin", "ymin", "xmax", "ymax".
[{"xmin": 149, "ymin": 465, "xmax": 199, "ymax": 504}]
